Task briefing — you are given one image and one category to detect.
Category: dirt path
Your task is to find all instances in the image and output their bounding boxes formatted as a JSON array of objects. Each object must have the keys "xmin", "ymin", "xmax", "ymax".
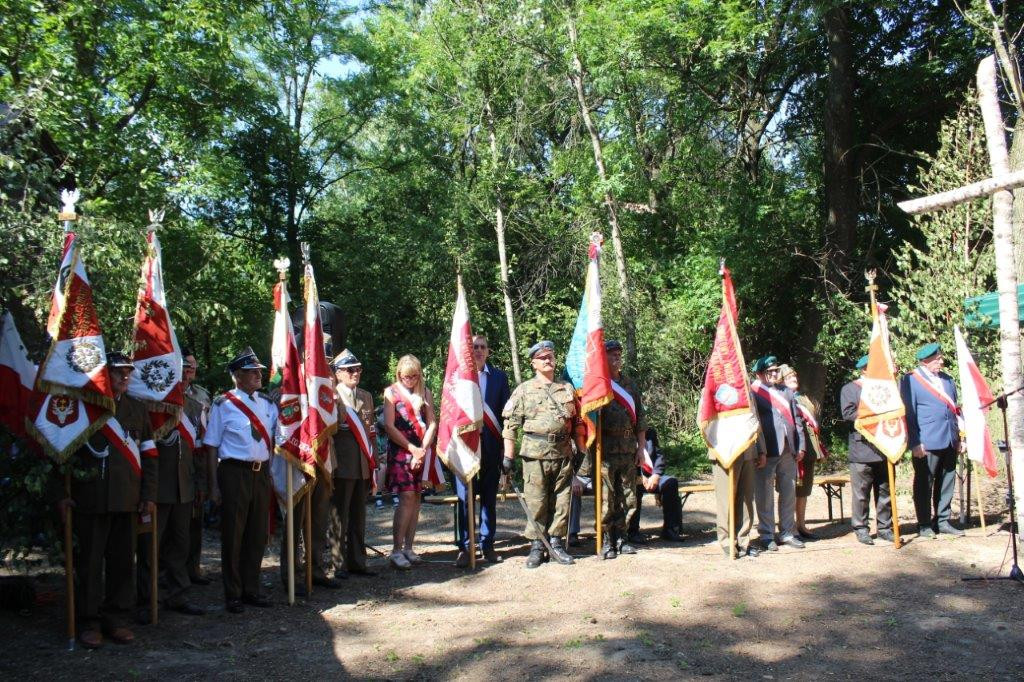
[{"xmin": 2, "ymin": 487, "xmax": 1022, "ymax": 680}]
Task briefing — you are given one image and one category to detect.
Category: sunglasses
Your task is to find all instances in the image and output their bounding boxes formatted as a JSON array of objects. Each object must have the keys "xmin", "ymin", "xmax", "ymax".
[
  {"xmin": 473, "ymin": 344, "xmax": 488, "ymax": 350},
  {"xmin": 341, "ymin": 367, "xmax": 362, "ymax": 374},
  {"xmin": 533, "ymin": 354, "xmax": 555, "ymax": 363}
]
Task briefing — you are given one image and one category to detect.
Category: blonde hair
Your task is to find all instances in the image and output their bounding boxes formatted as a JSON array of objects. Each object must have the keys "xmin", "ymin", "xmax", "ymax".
[
  {"xmin": 394, "ymin": 354, "xmax": 425, "ymax": 398},
  {"xmin": 779, "ymin": 364, "xmax": 796, "ymax": 379}
]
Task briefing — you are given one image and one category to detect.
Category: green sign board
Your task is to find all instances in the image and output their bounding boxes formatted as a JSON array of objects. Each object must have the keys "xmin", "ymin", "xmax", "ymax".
[{"xmin": 963, "ymin": 285, "xmax": 1024, "ymax": 328}]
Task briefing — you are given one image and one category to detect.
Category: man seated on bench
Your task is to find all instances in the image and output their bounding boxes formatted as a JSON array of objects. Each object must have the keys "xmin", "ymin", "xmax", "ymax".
[{"xmin": 626, "ymin": 427, "xmax": 685, "ymax": 543}]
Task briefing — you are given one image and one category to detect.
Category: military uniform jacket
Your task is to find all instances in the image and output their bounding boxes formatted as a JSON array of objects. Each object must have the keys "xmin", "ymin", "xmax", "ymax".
[
  {"xmin": 899, "ymin": 368, "xmax": 961, "ymax": 451},
  {"xmin": 185, "ymin": 384, "xmax": 210, "ymax": 494},
  {"xmin": 601, "ymin": 375, "xmax": 646, "ymax": 456},
  {"xmin": 70, "ymin": 394, "xmax": 158, "ymax": 514},
  {"xmin": 333, "ymin": 385, "xmax": 375, "ymax": 480},
  {"xmin": 502, "ymin": 375, "xmax": 579, "ymax": 460},
  {"xmin": 840, "ymin": 380, "xmax": 884, "ymax": 464},
  {"xmin": 153, "ymin": 394, "xmax": 204, "ymax": 505},
  {"xmin": 204, "ymin": 389, "xmax": 277, "ymax": 462}
]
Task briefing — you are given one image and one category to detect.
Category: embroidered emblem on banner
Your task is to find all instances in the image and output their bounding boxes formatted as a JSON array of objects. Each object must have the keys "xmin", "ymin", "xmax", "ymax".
[
  {"xmin": 140, "ymin": 358, "xmax": 176, "ymax": 393},
  {"xmin": 66, "ymin": 340, "xmax": 103, "ymax": 374},
  {"xmin": 47, "ymin": 395, "xmax": 79, "ymax": 426},
  {"xmin": 280, "ymin": 398, "xmax": 301, "ymax": 426}
]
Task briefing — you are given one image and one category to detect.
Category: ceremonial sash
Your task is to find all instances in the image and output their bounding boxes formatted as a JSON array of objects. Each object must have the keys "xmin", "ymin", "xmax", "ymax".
[
  {"xmin": 390, "ymin": 383, "xmax": 441, "ymax": 485},
  {"xmin": 343, "ymin": 405, "xmax": 376, "ymax": 470},
  {"xmin": 177, "ymin": 411, "xmax": 197, "ymax": 451},
  {"xmin": 223, "ymin": 391, "xmax": 273, "ymax": 454},
  {"xmin": 481, "ymin": 401, "xmax": 501, "ymax": 439},
  {"xmin": 611, "ymin": 380, "xmax": 637, "ymax": 425},
  {"xmin": 911, "ymin": 369, "xmax": 960, "ymax": 415},
  {"xmin": 640, "ymin": 442, "xmax": 655, "ymax": 476},
  {"xmin": 795, "ymin": 400, "xmax": 830, "ymax": 459},
  {"xmin": 100, "ymin": 417, "xmax": 156, "ymax": 476},
  {"xmin": 751, "ymin": 382, "xmax": 795, "ymax": 426}
]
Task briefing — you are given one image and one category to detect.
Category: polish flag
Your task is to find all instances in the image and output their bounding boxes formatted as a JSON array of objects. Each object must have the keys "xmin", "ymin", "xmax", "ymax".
[
  {"xmin": 855, "ymin": 302, "xmax": 907, "ymax": 463},
  {"xmin": 300, "ymin": 259, "xmax": 337, "ymax": 473},
  {"xmin": 698, "ymin": 264, "xmax": 759, "ymax": 468},
  {"xmin": 564, "ymin": 233, "xmax": 612, "ymax": 446},
  {"xmin": 437, "ymin": 280, "xmax": 483, "ymax": 483},
  {"xmin": 954, "ymin": 326, "xmax": 998, "ymax": 478},
  {"xmin": 271, "ymin": 271, "xmax": 316, "ymax": 475},
  {"xmin": 45, "ymin": 232, "xmax": 75, "ymax": 339},
  {"xmin": 128, "ymin": 226, "xmax": 184, "ymax": 439},
  {"xmin": 0, "ymin": 312, "xmax": 38, "ymax": 438}
]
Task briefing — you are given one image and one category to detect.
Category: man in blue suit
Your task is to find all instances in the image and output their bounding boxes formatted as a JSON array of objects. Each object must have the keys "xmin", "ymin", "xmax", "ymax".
[
  {"xmin": 900, "ymin": 342, "xmax": 965, "ymax": 538},
  {"xmin": 455, "ymin": 334, "xmax": 512, "ymax": 566}
]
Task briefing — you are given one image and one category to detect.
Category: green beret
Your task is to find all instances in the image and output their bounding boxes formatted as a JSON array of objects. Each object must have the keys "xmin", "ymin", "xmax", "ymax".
[
  {"xmin": 750, "ymin": 355, "xmax": 779, "ymax": 373},
  {"xmin": 855, "ymin": 355, "xmax": 869, "ymax": 370},
  {"xmin": 915, "ymin": 342, "xmax": 941, "ymax": 361}
]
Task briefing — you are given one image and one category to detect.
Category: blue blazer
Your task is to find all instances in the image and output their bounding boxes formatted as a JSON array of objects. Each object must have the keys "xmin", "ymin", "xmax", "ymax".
[
  {"xmin": 900, "ymin": 369, "xmax": 960, "ymax": 451},
  {"xmin": 481, "ymin": 363, "xmax": 511, "ymax": 464}
]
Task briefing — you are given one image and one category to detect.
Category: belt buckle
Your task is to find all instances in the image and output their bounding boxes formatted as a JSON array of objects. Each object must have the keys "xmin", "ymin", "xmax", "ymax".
[
  {"xmin": 548, "ymin": 433, "xmax": 557, "ymax": 443},
  {"xmin": 252, "ymin": 460, "xmax": 262, "ymax": 472}
]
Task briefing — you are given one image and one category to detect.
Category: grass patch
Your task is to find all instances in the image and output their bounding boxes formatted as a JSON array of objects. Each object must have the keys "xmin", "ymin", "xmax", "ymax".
[
  {"xmin": 670, "ymin": 597, "xmax": 681, "ymax": 608},
  {"xmin": 385, "ymin": 650, "xmax": 400, "ymax": 663},
  {"xmin": 732, "ymin": 602, "xmax": 748, "ymax": 617}
]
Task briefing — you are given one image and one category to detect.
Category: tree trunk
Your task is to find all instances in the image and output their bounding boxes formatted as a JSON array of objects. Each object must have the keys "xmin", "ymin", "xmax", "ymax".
[
  {"xmin": 1009, "ymin": 117, "xmax": 1024, "ymax": 282},
  {"xmin": 978, "ymin": 55, "xmax": 1024, "ymax": 539},
  {"xmin": 484, "ymin": 100, "xmax": 522, "ymax": 384},
  {"xmin": 567, "ymin": 14, "xmax": 637, "ymax": 365},
  {"xmin": 897, "ymin": 169, "xmax": 1024, "ymax": 215}
]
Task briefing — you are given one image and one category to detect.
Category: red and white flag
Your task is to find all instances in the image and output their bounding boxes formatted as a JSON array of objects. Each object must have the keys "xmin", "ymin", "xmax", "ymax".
[
  {"xmin": 45, "ymin": 232, "xmax": 75, "ymax": 339},
  {"xmin": 698, "ymin": 264, "xmax": 759, "ymax": 468},
  {"xmin": 300, "ymin": 259, "xmax": 337, "ymax": 472},
  {"xmin": 272, "ymin": 273, "xmax": 315, "ymax": 477},
  {"xmin": 855, "ymin": 302, "xmax": 907, "ymax": 463},
  {"xmin": 954, "ymin": 326, "xmax": 998, "ymax": 478},
  {"xmin": 0, "ymin": 312, "xmax": 38, "ymax": 438},
  {"xmin": 437, "ymin": 280, "xmax": 483, "ymax": 483},
  {"xmin": 128, "ymin": 226, "xmax": 184, "ymax": 439}
]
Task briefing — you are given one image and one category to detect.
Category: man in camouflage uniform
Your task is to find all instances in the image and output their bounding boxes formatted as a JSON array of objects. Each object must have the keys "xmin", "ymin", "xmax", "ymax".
[
  {"xmin": 597, "ymin": 339, "xmax": 645, "ymax": 559},
  {"xmin": 501, "ymin": 340, "xmax": 585, "ymax": 568}
]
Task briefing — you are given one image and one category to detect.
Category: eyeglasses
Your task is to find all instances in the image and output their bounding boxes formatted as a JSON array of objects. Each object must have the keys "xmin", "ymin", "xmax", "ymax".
[
  {"xmin": 401, "ymin": 373, "xmax": 420, "ymax": 380},
  {"xmin": 533, "ymin": 354, "xmax": 555, "ymax": 363},
  {"xmin": 473, "ymin": 344, "xmax": 488, "ymax": 350},
  {"xmin": 342, "ymin": 367, "xmax": 362, "ymax": 374}
]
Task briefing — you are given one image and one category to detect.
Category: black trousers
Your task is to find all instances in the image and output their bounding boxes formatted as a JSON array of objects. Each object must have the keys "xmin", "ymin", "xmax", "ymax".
[
  {"xmin": 850, "ymin": 460, "xmax": 892, "ymax": 532},
  {"xmin": 74, "ymin": 511, "xmax": 135, "ymax": 629},
  {"xmin": 218, "ymin": 460, "xmax": 271, "ymax": 601},
  {"xmin": 628, "ymin": 475, "xmax": 682, "ymax": 536},
  {"xmin": 912, "ymin": 447, "xmax": 957, "ymax": 529},
  {"xmin": 187, "ymin": 502, "xmax": 203, "ymax": 580}
]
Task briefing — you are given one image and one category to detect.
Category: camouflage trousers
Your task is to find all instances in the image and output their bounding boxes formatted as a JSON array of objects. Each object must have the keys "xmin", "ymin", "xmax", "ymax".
[
  {"xmin": 521, "ymin": 457, "xmax": 573, "ymax": 540},
  {"xmin": 600, "ymin": 453, "xmax": 638, "ymax": 533}
]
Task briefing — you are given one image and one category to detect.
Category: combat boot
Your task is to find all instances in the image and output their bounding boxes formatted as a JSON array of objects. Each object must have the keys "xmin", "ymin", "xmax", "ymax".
[
  {"xmin": 601, "ymin": 528, "xmax": 617, "ymax": 560},
  {"xmin": 525, "ymin": 540, "xmax": 546, "ymax": 569},
  {"xmin": 548, "ymin": 537, "xmax": 575, "ymax": 565}
]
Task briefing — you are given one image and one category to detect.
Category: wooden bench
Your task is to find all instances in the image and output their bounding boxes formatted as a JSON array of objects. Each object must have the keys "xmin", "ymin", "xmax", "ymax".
[
  {"xmin": 815, "ymin": 474, "xmax": 851, "ymax": 521},
  {"xmin": 678, "ymin": 482, "xmax": 715, "ymax": 511},
  {"xmin": 422, "ymin": 491, "xmax": 521, "ymax": 505}
]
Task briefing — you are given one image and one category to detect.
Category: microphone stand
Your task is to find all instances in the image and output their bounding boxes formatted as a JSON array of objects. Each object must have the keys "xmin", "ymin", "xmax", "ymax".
[{"xmin": 962, "ymin": 385, "xmax": 1024, "ymax": 583}]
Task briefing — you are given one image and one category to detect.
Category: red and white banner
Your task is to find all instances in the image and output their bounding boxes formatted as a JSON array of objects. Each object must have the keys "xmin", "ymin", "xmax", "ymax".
[
  {"xmin": 954, "ymin": 326, "xmax": 998, "ymax": 478},
  {"xmin": 128, "ymin": 228, "xmax": 184, "ymax": 439},
  {"xmin": 300, "ymin": 260, "xmax": 337, "ymax": 473},
  {"xmin": 855, "ymin": 302, "xmax": 907, "ymax": 463},
  {"xmin": 0, "ymin": 312, "xmax": 38, "ymax": 438},
  {"xmin": 698, "ymin": 265, "xmax": 759, "ymax": 468},
  {"xmin": 271, "ymin": 276, "xmax": 315, "ymax": 477},
  {"xmin": 28, "ymin": 394, "xmax": 110, "ymax": 462},
  {"xmin": 45, "ymin": 232, "xmax": 75, "ymax": 339},
  {"xmin": 437, "ymin": 282, "xmax": 483, "ymax": 483}
]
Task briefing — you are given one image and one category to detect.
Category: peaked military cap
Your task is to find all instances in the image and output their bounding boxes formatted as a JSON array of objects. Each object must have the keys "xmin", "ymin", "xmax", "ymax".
[
  {"xmin": 605, "ymin": 339, "xmax": 623, "ymax": 352},
  {"xmin": 856, "ymin": 355, "xmax": 869, "ymax": 370},
  {"xmin": 331, "ymin": 348, "xmax": 361, "ymax": 369},
  {"xmin": 227, "ymin": 346, "xmax": 267, "ymax": 372},
  {"xmin": 528, "ymin": 340, "xmax": 555, "ymax": 359},
  {"xmin": 915, "ymin": 342, "xmax": 941, "ymax": 361},
  {"xmin": 106, "ymin": 351, "xmax": 135, "ymax": 369}
]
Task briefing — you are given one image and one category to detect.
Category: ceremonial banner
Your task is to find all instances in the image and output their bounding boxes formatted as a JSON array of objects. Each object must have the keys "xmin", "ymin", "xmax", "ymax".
[
  {"xmin": 28, "ymin": 395, "xmax": 110, "ymax": 461},
  {"xmin": 0, "ymin": 312, "xmax": 38, "ymax": 438},
  {"xmin": 954, "ymin": 325, "xmax": 999, "ymax": 478},
  {"xmin": 437, "ymin": 281, "xmax": 483, "ymax": 483},
  {"xmin": 128, "ymin": 226, "xmax": 184, "ymax": 438},
  {"xmin": 564, "ymin": 233, "xmax": 612, "ymax": 446},
  {"xmin": 45, "ymin": 232, "xmax": 75, "ymax": 339},
  {"xmin": 698, "ymin": 265, "xmax": 759, "ymax": 468},
  {"xmin": 854, "ymin": 302, "xmax": 907, "ymax": 463},
  {"xmin": 300, "ymin": 259, "xmax": 337, "ymax": 472},
  {"xmin": 271, "ymin": 274, "xmax": 315, "ymax": 477}
]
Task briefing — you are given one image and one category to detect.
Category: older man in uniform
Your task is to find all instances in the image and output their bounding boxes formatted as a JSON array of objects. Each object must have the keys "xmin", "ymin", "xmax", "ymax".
[
  {"xmin": 900, "ymin": 342, "xmax": 965, "ymax": 538},
  {"xmin": 330, "ymin": 349, "xmax": 378, "ymax": 578},
  {"xmin": 501, "ymin": 340, "xmax": 585, "ymax": 568},
  {"xmin": 455, "ymin": 334, "xmax": 511, "ymax": 567},
  {"xmin": 137, "ymin": 351, "xmax": 206, "ymax": 617},
  {"xmin": 841, "ymin": 355, "xmax": 894, "ymax": 545},
  {"xmin": 206, "ymin": 347, "xmax": 277, "ymax": 613},
  {"xmin": 58, "ymin": 352, "xmax": 158, "ymax": 648},
  {"xmin": 181, "ymin": 351, "xmax": 214, "ymax": 586},
  {"xmin": 596, "ymin": 339, "xmax": 645, "ymax": 559},
  {"xmin": 750, "ymin": 355, "xmax": 806, "ymax": 551}
]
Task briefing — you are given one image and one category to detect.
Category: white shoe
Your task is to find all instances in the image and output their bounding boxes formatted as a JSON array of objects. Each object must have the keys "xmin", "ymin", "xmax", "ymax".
[
  {"xmin": 402, "ymin": 549, "xmax": 422, "ymax": 564},
  {"xmin": 389, "ymin": 551, "xmax": 411, "ymax": 570}
]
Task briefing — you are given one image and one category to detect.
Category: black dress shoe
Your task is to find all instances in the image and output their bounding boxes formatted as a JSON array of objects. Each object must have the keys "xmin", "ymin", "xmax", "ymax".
[
  {"xmin": 226, "ymin": 599, "xmax": 245, "ymax": 614},
  {"xmin": 761, "ymin": 539, "xmax": 779, "ymax": 552},
  {"xmin": 189, "ymin": 574, "xmax": 212, "ymax": 586},
  {"xmin": 313, "ymin": 576, "xmax": 342, "ymax": 589},
  {"xmin": 567, "ymin": 533, "xmax": 581, "ymax": 547},
  {"xmin": 348, "ymin": 567, "xmax": 378, "ymax": 577},
  {"xmin": 660, "ymin": 528, "xmax": 686, "ymax": 542},
  {"xmin": 482, "ymin": 547, "xmax": 503, "ymax": 563},
  {"xmin": 169, "ymin": 602, "xmax": 205, "ymax": 616},
  {"xmin": 919, "ymin": 526, "xmax": 937, "ymax": 539},
  {"xmin": 855, "ymin": 529, "xmax": 874, "ymax": 545},
  {"xmin": 745, "ymin": 546, "xmax": 761, "ymax": 558},
  {"xmin": 780, "ymin": 536, "xmax": 805, "ymax": 549},
  {"xmin": 877, "ymin": 529, "xmax": 895, "ymax": 542},
  {"xmin": 937, "ymin": 522, "xmax": 966, "ymax": 537},
  {"xmin": 797, "ymin": 529, "xmax": 819, "ymax": 540},
  {"xmin": 241, "ymin": 593, "xmax": 271, "ymax": 607}
]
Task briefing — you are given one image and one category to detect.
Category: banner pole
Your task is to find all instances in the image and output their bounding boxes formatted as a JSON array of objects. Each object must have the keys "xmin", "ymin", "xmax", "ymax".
[
  {"xmin": 286, "ymin": 465, "xmax": 295, "ymax": 605},
  {"xmin": 150, "ymin": 516, "xmax": 159, "ymax": 624},
  {"xmin": 305, "ymin": 486, "xmax": 313, "ymax": 597},
  {"xmin": 468, "ymin": 477, "xmax": 476, "ymax": 570},
  {"xmin": 64, "ymin": 471, "xmax": 75, "ymax": 651},
  {"xmin": 595, "ymin": 415, "xmax": 603, "ymax": 555},
  {"xmin": 728, "ymin": 463, "xmax": 736, "ymax": 560},
  {"xmin": 887, "ymin": 460, "xmax": 902, "ymax": 548},
  {"xmin": 975, "ymin": 462, "xmax": 988, "ymax": 534}
]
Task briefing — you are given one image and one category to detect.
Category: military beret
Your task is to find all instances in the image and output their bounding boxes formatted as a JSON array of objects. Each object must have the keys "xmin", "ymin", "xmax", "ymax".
[
  {"xmin": 856, "ymin": 355, "xmax": 869, "ymax": 370},
  {"xmin": 106, "ymin": 351, "xmax": 134, "ymax": 369},
  {"xmin": 331, "ymin": 348, "xmax": 361, "ymax": 369},
  {"xmin": 751, "ymin": 355, "xmax": 779, "ymax": 373},
  {"xmin": 604, "ymin": 339, "xmax": 623, "ymax": 352},
  {"xmin": 528, "ymin": 340, "xmax": 555, "ymax": 359},
  {"xmin": 915, "ymin": 342, "xmax": 941, "ymax": 361},
  {"xmin": 778, "ymin": 363, "xmax": 795, "ymax": 378},
  {"xmin": 227, "ymin": 346, "xmax": 267, "ymax": 373}
]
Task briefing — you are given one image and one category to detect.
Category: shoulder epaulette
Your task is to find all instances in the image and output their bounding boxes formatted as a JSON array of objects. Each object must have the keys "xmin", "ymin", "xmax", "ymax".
[{"xmin": 213, "ymin": 394, "xmax": 228, "ymax": 406}]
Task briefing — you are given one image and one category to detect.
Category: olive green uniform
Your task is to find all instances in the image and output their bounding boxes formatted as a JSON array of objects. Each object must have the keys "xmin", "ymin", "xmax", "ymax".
[
  {"xmin": 185, "ymin": 383, "xmax": 211, "ymax": 582},
  {"xmin": 598, "ymin": 377, "xmax": 645, "ymax": 534},
  {"xmin": 502, "ymin": 376, "xmax": 580, "ymax": 539},
  {"xmin": 329, "ymin": 386, "xmax": 375, "ymax": 574},
  {"xmin": 71, "ymin": 394, "xmax": 157, "ymax": 631}
]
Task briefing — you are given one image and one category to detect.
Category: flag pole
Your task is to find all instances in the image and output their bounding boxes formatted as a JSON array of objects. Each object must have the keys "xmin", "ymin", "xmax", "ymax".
[
  {"xmin": 728, "ymin": 463, "xmax": 736, "ymax": 560},
  {"xmin": 286, "ymin": 465, "xmax": 295, "ymax": 605},
  {"xmin": 149, "ymin": 518, "xmax": 159, "ymax": 624},
  {"xmin": 305, "ymin": 489, "xmax": 313, "ymax": 596},
  {"xmin": 975, "ymin": 463, "xmax": 988, "ymax": 533},
  {"xmin": 63, "ymin": 470, "xmax": 75, "ymax": 651},
  {"xmin": 595, "ymin": 414, "xmax": 603, "ymax": 555},
  {"xmin": 468, "ymin": 477, "xmax": 476, "ymax": 570}
]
